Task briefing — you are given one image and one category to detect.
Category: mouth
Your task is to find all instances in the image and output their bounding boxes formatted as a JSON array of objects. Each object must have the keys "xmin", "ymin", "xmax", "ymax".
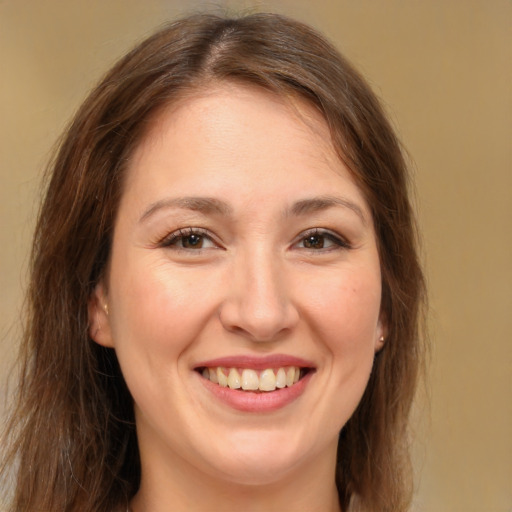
[
  {"xmin": 194, "ymin": 356, "xmax": 315, "ymax": 412},
  {"xmin": 196, "ymin": 365, "xmax": 313, "ymax": 392}
]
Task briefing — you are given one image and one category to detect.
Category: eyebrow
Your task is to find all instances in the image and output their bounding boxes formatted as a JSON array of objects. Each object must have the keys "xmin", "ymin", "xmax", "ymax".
[
  {"xmin": 139, "ymin": 197, "xmax": 233, "ymax": 223},
  {"xmin": 139, "ymin": 194, "xmax": 367, "ymax": 225},
  {"xmin": 286, "ymin": 195, "xmax": 367, "ymax": 225}
]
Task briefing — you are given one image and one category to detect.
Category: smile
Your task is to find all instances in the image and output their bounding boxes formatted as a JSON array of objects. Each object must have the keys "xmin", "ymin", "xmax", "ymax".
[
  {"xmin": 198, "ymin": 366, "xmax": 307, "ymax": 392},
  {"xmin": 194, "ymin": 355, "xmax": 315, "ymax": 412}
]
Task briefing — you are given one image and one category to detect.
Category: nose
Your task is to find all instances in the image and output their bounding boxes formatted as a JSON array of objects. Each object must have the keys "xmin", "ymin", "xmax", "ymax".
[{"xmin": 219, "ymin": 250, "xmax": 299, "ymax": 342}]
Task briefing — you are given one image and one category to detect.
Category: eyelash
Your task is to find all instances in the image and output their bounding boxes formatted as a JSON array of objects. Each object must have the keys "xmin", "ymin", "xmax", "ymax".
[
  {"xmin": 294, "ymin": 228, "xmax": 351, "ymax": 251},
  {"xmin": 159, "ymin": 227, "xmax": 217, "ymax": 251},
  {"xmin": 158, "ymin": 227, "xmax": 351, "ymax": 252}
]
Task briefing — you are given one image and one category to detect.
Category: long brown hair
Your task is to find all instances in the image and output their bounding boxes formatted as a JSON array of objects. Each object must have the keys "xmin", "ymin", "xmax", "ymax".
[{"xmin": 1, "ymin": 13, "xmax": 426, "ymax": 512}]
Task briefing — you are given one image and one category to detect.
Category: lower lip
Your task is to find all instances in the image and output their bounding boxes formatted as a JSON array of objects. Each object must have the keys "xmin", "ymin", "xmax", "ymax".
[{"xmin": 197, "ymin": 371, "xmax": 313, "ymax": 413}]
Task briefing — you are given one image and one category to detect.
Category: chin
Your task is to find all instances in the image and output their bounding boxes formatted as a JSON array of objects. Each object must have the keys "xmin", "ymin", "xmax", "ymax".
[{"xmin": 198, "ymin": 429, "xmax": 310, "ymax": 486}]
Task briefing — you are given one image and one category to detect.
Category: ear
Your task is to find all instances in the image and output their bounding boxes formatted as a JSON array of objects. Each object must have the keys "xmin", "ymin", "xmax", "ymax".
[
  {"xmin": 375, "ymin": 314, "xmax": 388, "ymax": 353},
  {"xmin": 88, "ymin": 281, "xmax": 114, "ymax": 348}
]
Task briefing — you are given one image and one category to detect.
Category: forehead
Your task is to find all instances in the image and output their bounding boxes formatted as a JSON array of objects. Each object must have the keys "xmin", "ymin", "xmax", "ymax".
[
  {"xmin": 131, "ymin": 83, "xmax": 333, "ymax": 164},
  {"xmin": 122, "ymin": 82, "xmax": 369, "ymax": 214}
]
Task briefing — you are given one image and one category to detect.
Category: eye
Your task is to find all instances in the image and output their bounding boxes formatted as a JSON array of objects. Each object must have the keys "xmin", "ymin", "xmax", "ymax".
[
  {"xmin": 295, "ymin": 229, "xmax": 350, "ymax": 251},
  {"xmin": 160, "ymin": 228, "xmax": 217, "ymax": 250}
]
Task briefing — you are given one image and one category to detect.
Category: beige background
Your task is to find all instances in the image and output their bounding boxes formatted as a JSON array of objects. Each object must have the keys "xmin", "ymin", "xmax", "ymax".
[{"xmin": 1, "ymin": 1, "xmax": 510, "ymax": 510}]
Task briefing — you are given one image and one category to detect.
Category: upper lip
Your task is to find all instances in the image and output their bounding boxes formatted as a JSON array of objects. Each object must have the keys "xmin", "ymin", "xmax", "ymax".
[{"xmin": 194, "ymin": 354, "xmax": 315, "ymax": 371}]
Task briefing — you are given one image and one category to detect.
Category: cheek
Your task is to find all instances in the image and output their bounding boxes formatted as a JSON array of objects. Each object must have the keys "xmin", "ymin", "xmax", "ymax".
[
  {"xmin": 299, "ymin": 263, "xmax": 382, "ymax": 405},
  {"xmin": 301, "ymin": 265, "xmax": 382, "ymax": 343},
  {"xmin": 107, "ymin": 259, "xmax": 220, "ymax": 420},
  {"xmin": 287, "ymin": 265, "xmax": 382, "ymax": 436},
  {"xmin": 109, "ymin": 256, "xmax": 217, "ymax": 369}
]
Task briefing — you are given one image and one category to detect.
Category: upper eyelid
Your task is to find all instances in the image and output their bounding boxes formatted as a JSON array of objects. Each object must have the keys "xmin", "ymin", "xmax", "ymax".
[
  {"xmin": 159, "ymin": 227, "xmax": 217, "ymax": 247},
  {"xmin": 291, "ymin": 229, "xmax": 352, "ymax": 251},
  {"xmin": 156, "ymin": 226, "xmax": 350, "ymax": 249},
  {"xmin": 296, "ymin": 228, "xmax": 349, "ymax": 242}
]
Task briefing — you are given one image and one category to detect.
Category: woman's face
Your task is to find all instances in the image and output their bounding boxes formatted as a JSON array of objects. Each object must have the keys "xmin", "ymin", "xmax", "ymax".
[{"xmin": 91, "ymin": 84, "xmax": 385, "ymax": 486}]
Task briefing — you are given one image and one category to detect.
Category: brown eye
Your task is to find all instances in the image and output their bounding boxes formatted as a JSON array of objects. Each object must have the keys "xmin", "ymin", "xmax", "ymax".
[
  {"xmin": 296, "ymin": 229, "xmax": 351, "ymax": 251},
  {"xmin": 161, "ymin": 228, "xmax": 217, "ymax": 250},
  {"xmin": 181, "ymin": 234, "xmax": 204, "ymax": 248},
  {"xmin": 303, "ymin": 234, "xmax": 325, "ymax": 249}
]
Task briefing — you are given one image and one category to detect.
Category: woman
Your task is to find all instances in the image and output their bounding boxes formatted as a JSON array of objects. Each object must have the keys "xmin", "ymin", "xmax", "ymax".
[{"xmin": 0, "ymin": 13, "xmax": 425, "ymax": 512}]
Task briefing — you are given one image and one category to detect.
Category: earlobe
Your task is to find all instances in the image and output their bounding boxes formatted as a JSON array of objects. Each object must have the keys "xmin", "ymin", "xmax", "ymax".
[
  {"xmin": 375, "ymin": 316, "xmax": 388, "ymax": 353},
  {"xmin": 375, "ymin": 334, "xmax": 385, "ymax": 352},
  {"xmin": 88, "ymin": 282, "xmax": 114, "ymax": 348}
]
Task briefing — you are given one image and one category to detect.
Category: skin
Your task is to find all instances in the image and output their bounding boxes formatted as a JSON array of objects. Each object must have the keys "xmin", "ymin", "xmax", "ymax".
[{"xmin": 89, "ymin": 83, "xmax": 385, "ymax": 512}]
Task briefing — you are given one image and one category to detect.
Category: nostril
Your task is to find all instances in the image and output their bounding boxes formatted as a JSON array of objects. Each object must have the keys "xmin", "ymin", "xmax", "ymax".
[
  {"xmin": 218, "ymin": 281, "xmax": 300, "ymax": 342},
  {"xmin": 219, "ymin": 313, "xmax": 298, "ymax": 343}
]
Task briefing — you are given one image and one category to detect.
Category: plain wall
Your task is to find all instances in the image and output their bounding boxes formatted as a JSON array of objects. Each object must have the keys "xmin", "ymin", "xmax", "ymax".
[{"xmin": 1, "ymin": 1, "xmax": 510, "ymax": 510}]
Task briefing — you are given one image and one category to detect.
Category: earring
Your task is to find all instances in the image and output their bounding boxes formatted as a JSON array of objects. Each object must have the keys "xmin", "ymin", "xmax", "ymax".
[
  {"xmin": 104, "ymin": 303, "xmax": 109, "ymax": 315},
  {"xmin": 379, "ymin": 335, "xmax": 384, "ymax": 342}
]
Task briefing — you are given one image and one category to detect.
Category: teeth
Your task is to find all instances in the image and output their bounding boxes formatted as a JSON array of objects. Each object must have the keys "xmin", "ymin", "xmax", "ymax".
[
  {"xmin": 208, "ymin": 368, "xmax": 218, "ymax": 384},
  {"xmin": 286, "ymin": 367, "xmax": 295, "ymax": 387},
  {"xmin": 227, "ymin": 368, "xmax": 241, "ymax": 389},
  {"xmin": 276, "ymin": 368, "xmax": 286, "ymax": 389},
  {"xmin": 217, "ymin": 367, "xmax": 228, "ymax": 387},
  {"xmin": 259, "ymin": 369, "xmax": 276, "ymax": 391},
  {"xmin": 241, "ymin": 369, "xmax": 259, "ymax": 390},
  {"xmin": 201, "ymin": 366, "xmax": 304, "ymax": 392}
]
